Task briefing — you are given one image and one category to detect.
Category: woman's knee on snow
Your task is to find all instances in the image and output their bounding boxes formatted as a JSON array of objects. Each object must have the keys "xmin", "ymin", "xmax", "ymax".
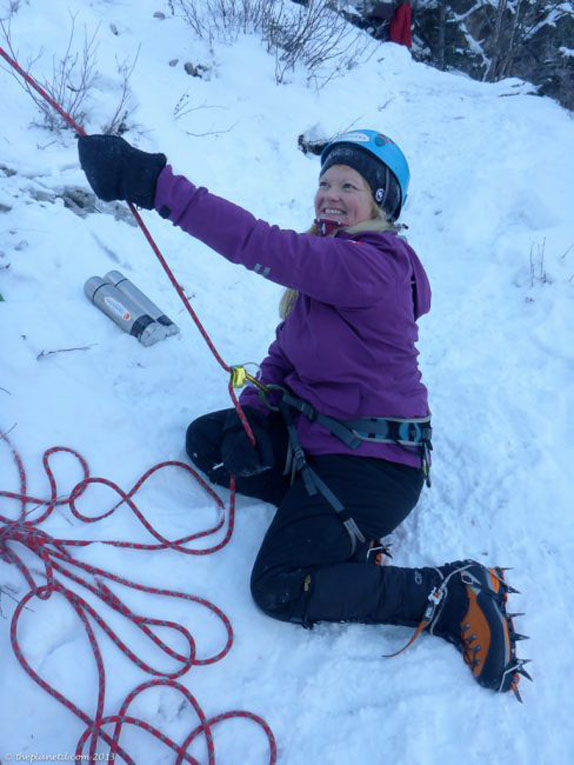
[
  {"xmin": 185, "ymin": 410, "xmax": 229, "ymax": 473},
  {"xmin": 185, "ymin": 421, "xmax": 210, "ymax": 470},
  {"xmin": 250, "ymin": 566, "xmax": 309, "ymax": 624}
]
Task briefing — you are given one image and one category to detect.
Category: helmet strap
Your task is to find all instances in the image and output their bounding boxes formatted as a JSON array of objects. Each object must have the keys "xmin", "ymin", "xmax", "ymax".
[{"xmin": 374, "ymin": 166, "xmax": 391, "ymax": 215}]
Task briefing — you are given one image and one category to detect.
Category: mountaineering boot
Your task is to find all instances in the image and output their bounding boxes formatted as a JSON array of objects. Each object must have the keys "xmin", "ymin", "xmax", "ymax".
[
  {"xmin": 299, "ymin": 559, "xmax": 529, "ymax": 699},
  {"xmin": 419, "ymin": 560, "xmax": 531, "ymax": 700}
]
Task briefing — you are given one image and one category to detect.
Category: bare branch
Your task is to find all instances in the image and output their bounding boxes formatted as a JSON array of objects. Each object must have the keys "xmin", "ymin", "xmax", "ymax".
[
  {"xmin": 0, "ymin": 422, "xmax": 17, "ymax": 440},
  {"xmin": 102, "ymin": 46, "xmax": 140, "ymax": 135},
  {"xmin": 184, "ymin": 119, "xmax": 239, "ymax": 137},
  {"xmin": 36, "ymin": 344, "xmax": 95, "ymax": 361}
]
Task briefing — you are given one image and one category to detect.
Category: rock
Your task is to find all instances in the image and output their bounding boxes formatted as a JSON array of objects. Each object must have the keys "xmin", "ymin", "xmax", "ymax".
[
  {"xmin": 297, "ymin": 133, "xmax": 327, "ymax": 156},
  {"xmin": 60, "ymin": 186, "xmax": 98, "ymax": 217},
  {"xmin": 0, "ymin": 164, "xmax": 17, "ymax": 177},
  {"xmin": 24, "ymin": 182, "xmax": 136, "ymax": 226},
  {"xmin": 28, "ymin": 188, "xmax": 55, "ymax": 204},
  {"xmin": 111, "ymin": 202, "xmax": 138, "ymax": 227},
  {"xmin": 184, "ymin": 62, "xmax": 209, "ymax": 78}
]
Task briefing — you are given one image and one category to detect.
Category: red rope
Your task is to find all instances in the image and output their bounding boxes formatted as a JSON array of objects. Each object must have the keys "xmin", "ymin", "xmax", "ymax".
[{"xmin": 1, "ymin": 433, "xmax": 277, "ymax": 763}]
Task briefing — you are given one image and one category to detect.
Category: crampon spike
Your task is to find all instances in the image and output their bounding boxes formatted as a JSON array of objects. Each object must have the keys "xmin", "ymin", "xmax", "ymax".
[
  {"xmin": 512, "ymin": 633, "xmax": 530, "ymax": 642},
  {"xmin": 512, "ymin": 684, "xmax": 523, "ymax": 703},
  {"xmin": 505, "ymin": 585, "xmax": 521, "ymax": 595},
  {"xmin": 508, "ymin": 612, "xmax": 525, "ymax": 618},
  {"xmin": 517, "ymin": 666, "xmax": 533, "ymax": 682}
]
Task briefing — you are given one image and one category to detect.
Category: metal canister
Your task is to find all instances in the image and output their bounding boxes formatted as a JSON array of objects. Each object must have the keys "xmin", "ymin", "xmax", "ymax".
[
  {"xmin": 104, "ymin": 270, "xmax": 180, "ymax": 336},
  {"xmin": 84, "ymin": 276, "xmax": 168, "ymax": 346}
]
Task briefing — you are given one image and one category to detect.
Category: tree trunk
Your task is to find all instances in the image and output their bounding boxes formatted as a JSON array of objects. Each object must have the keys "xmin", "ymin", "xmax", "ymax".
[
  {"xmin": 500, "ymin": 0, "xmax": 524, "ymax": 78},
  {"xmin": 485, "ymin": 0, "xmax": 508, "ymax": 81},
  {"xmin": 438, "ymin": 0, "xmax": 447, "ymax": 71}
]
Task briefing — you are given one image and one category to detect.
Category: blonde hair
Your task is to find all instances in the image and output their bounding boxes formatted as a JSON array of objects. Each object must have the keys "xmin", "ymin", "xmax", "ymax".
[{"xmin": 278, "ymin": 192, "xmax": 397, "ymax": 319}]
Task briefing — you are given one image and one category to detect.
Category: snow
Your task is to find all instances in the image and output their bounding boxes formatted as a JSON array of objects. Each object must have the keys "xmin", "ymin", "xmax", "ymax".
[{"xmin": 1, "ymin": 0, "xmax": 574, "ymax": 762}]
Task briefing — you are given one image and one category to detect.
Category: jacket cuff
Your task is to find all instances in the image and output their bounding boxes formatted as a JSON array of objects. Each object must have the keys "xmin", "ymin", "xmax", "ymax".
[{"xmin": 154, "ymin": 164, "xmax": 198, "ymax": 220}]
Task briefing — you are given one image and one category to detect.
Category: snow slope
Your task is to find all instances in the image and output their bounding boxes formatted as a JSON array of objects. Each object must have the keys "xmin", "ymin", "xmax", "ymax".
[{"xmin": 1, "ymin": 0, "xmax": 574, "ymax": 762}]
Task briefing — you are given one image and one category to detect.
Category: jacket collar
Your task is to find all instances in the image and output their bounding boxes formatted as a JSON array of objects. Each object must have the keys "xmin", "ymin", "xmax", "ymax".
[{"xmin": 314, "ymin": 216, "xmax": 398, "ymax": 238}]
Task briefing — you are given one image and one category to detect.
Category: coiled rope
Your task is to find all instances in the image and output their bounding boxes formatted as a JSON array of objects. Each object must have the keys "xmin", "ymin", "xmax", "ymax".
[
  {"xmin": 0, "ymin": 45, "xmax": 276, "ymax": 761},
  {"xmin": 0, "ymin": 435, "xmax": 277, "ymax": 762}
]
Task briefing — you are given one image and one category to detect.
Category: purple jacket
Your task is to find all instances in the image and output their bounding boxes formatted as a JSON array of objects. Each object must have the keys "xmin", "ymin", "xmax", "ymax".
[{"xmin": 155, "ymin": 165, "xmax": 431, "ymax": 469}]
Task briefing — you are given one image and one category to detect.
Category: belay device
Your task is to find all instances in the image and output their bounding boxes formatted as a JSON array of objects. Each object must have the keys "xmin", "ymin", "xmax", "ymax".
[{"xmin": 84, "ymin": 270, "xmax": 180, "ymax": 346}]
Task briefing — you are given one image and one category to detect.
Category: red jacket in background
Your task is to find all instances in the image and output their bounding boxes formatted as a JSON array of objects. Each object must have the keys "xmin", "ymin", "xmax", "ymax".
[{"xmin": 389, "ymin": 2, "xmax": 412, "ymax": 48}]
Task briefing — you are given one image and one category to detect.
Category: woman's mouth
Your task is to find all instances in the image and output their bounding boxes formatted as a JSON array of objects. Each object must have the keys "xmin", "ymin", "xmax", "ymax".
[{"xmin": 321, "ymin": 208, "xmax": 346, "ymax": 219}]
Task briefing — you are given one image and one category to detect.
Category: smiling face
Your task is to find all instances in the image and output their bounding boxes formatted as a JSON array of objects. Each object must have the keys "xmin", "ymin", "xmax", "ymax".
[{"xmin": 314, "ymin": 164, "xmax": 375, "ymax": 228}]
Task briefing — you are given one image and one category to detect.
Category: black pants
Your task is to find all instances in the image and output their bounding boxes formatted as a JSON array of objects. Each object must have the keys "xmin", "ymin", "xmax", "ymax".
[{"xmin": 186, "ymin": 409, "xmax": 431, "ymax": 626}]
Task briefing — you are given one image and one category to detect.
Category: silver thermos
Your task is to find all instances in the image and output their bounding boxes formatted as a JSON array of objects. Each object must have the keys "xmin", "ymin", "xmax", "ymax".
[
  {"xmin": 104, "ymin": 270, "xmax": 180, "ymax": 337},
  {"xmin": 84, "ymin": 276, "xmax": 169, "ymax": 346}
]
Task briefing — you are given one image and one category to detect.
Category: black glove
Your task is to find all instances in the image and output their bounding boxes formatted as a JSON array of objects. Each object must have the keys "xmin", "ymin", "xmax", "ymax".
[
  {"xmin": 221, "ymin": 407, "xmax": 275, "ymax": 477},
  {"xmin": 78, "ymin": 135, "xmax": 167, "ymax": 209}
]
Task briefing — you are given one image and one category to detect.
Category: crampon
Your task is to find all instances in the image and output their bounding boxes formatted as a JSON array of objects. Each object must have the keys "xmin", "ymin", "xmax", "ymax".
[{"xmin": 386, "ymin": 561, "xmax": 532, "ymax": 701}]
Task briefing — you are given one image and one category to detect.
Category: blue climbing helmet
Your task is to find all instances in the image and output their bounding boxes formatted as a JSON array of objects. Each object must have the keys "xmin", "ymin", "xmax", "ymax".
[{"xmin": 320, "ymin": 129, "xmax": 410, "ymax": 221}]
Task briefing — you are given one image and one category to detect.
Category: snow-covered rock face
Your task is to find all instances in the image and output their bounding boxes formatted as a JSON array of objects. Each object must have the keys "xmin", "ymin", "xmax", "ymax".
[
  {"xmin": 355, "ymin": 0, "xmax": 574, "ymax": 110},
  {"xmin": 421, "ymin": 0, "xmax": 574, "ymax": 108},
  {"xmin": 1, "ymin": 1, "xmax": 574, "ymax": 763}
]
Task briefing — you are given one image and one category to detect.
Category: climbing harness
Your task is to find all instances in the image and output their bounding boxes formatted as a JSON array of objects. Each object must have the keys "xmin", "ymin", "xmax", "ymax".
[
  {"xmin": 277, "ymin": 396, "xmax": 366, "ymax": 555},
  {"xmin": 231, "ymin": 377, "xmax": 432, "ymax": 555},
  {"xmin": 268, "ymin": 385, "xmax": 432, "ymax": 483},
  {"xmin": 277, "ymin": 388, "xmax": 432, "ymax": 553}
]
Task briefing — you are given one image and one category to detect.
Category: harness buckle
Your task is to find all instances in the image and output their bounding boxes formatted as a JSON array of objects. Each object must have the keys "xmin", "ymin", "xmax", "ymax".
[{"xmin": 398, "ymin": 421, "xmax": 421, "ymax": 443}]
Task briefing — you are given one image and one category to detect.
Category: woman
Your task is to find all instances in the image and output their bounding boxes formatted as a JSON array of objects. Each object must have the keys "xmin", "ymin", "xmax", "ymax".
[{"xmin": 78, "ymin": 129, "xmax": 527, "ymax": 698}]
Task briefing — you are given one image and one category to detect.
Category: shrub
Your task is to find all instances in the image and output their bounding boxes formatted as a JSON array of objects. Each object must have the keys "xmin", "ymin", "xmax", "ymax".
[{"xmin": 170, "ymin": 0, "xmax": 373, "ymax": 86}]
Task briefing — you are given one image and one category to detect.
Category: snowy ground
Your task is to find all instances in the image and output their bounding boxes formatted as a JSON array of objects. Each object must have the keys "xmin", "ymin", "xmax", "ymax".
[{"xmin": 1, "ymin": 0, "xmax": 574, "ymax": 763}]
